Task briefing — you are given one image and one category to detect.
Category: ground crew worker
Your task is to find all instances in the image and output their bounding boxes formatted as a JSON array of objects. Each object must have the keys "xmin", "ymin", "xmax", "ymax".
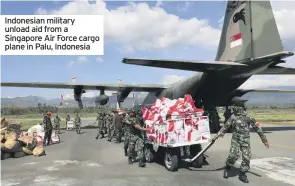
[
  {"xmin": 109, "ymin": 111, "xmax": 122, "ymax": 143},
  {"xmin": 218, "ymin": 106, "xmax": 269, "ymax": 183},
  {"xmin": 54, "ymin": 115, "xmax": 61, "ymax": 134},
  {"xmin": 43, "ymin": 112, "xmax": 53, "ymax": 146},
  {"xmin": 74, "ymin": 113, "xmax": 81, "ymax": 134},
  {"xmin": 123, "ymin": 110, "xmax": 150, "ymax": 167}
]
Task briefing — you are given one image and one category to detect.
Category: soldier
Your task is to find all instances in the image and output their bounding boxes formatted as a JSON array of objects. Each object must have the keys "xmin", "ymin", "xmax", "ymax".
[
  {"xmin": 95, "ymin": 111, "xmax": 105, "ymax": 139},
  {"xmin": 43, "ymin": 112, "xmax": 53, "ymax": 146},
  {"xmin": 74, "ymin": 113, "xmax": 81, "ymax": 134},
  {"xmin": 54, "ymin": 115, "xmax": 61, "ymax": 134},
  {"xmin": 107, "ymin": 111, "xmax": 115, "ymax": 142},
  {"xmin": 218, "ymin": 106, "xmax": 269, "ymax": 183},
  {"xmin": 123, "ymin": 110, "xmax": 150, "ymax": 167},
  {"xmin": 109, "ymin": 111, "xmax": 123, "ymax": 143},
  {"xmin": 135, "ymin": 109, "xmax": 147, "ymax": 161},
  {"xmin": 66, "ymin": 114, "xmax": 71, "ymax": 129},
  {"xmin": 122, "ymin": 112, "xmax": 130, "ymax": 156},
  {"xmin": 104, "ymin": 111, "xmax": 108, "ymax": 135}
]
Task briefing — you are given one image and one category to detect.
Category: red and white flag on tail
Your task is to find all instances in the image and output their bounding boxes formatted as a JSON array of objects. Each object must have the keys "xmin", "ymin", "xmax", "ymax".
[
  {"xmin": 230, "ymin": 33, "xmax": 242, "ymax": 48},
  {"xmin": 72, "ymin": 76, "xmax": 77, "ymax": 83}
]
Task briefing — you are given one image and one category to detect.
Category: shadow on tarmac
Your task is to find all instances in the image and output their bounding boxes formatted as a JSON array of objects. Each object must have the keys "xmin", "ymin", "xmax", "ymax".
[{"xmin": 260, "ymin": 126, "xmax": 295, "ymax": 132}]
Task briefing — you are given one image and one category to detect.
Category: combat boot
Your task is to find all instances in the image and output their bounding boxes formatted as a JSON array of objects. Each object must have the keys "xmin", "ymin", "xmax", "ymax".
[
  {"xmin": 128, "ymin": 157, "xmax": 133, "ymax": 164},
  {"xmin": 124, "ymin": 149, "xmax": 128, "ymax": 156},
  {"xmin": 138, "ymin": 159, "xmax": 146, "ymax": 167},
  {"xmin": 107, "ymin": 139, "xmax": 111, "ymax": 142},
  {"xmin": 100, "ymin": 133, "xmax": 104, "ymax": 139},
  {"xmin": 239, "ymin": 171, "xmax": 249, "ymax": 183},
  {"xmin": 223, "ymin": 165, "xmax": 231, "ymax": 179}
]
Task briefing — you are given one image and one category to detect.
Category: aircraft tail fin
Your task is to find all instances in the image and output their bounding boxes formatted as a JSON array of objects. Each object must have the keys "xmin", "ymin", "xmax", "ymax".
[{"xmin": 215, "ymin": 0, "xmax": 284, "ymax": 62}]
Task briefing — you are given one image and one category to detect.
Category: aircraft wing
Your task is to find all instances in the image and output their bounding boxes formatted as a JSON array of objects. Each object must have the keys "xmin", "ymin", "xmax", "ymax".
[
  {"xmin": 256, "ymin": 66, "xmax": 295, "ymax": 75},
  {"xmin": 0, "ymin": 82, "xmax": 167, "ymax": 92},
  {"xmin": 122, "ymin": 58, "xmax": 247, "ymax": 72},
  {"xmin": 233, "ymin": 88, "xmax": 295, "ymax": 97}
]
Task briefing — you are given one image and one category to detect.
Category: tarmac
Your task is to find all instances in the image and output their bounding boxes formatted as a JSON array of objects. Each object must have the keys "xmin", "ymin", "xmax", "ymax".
[{"xmin": 1, "ymin": 120, "xmax": 295, "ymax": 186}]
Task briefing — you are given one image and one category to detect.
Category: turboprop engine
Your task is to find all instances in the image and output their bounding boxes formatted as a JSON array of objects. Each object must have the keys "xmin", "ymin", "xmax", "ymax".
[{"xmin": 95, "ymin": 94, "xmax": 109, "ymax": 106}]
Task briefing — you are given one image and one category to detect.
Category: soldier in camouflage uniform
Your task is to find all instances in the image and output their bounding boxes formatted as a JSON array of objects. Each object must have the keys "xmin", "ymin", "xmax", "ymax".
[
  {"xmin": 54, "ymin": 115, "xmax": 61, "ymax": 134},
  {"xmin": 123, "ymin": 110, "xmax": 150, "ymax": 167},
  {"xmin": 74, "ymin": 113, "xmax": 81, "ymax": 134},
  {"xmin": 95, "ymin": 111, "xmax": 105, "ymax": 139},
  {"xmin": 122, "ymin": 112, "xmax": 131, "ymax": 156},
  {"xmin": 43, "ymin": 112, "xmax": 53, "ymax": 146},
  {"xmin": 109, "ymin": 111, "xmax": 122, "ymax": 143},
  {"xmin": 218, "ymin": 106, "xmax": 269, "ymax": 183},
  {"xmin": 107, "ymin": 111, "xmax": 115, "ymax": 142}
]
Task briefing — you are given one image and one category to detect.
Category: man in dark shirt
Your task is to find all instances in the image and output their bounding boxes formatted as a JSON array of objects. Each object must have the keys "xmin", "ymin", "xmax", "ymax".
[{"xmin": 43, "ymin": 112, "xmax": 53, "ymax": 146}]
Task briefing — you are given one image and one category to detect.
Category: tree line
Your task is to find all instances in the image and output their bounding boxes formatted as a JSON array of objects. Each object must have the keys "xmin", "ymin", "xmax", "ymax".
[{"xmin": 1, "ymin": 103, "xmax": 119, "ymax": 116}]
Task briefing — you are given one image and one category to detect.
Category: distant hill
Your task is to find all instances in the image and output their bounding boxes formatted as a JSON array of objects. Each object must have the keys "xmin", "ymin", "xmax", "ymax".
[
  {"xmin": 1, "ymin": 95, "xmax": 135, "ymax": 108},
  {"xmin": 1, "ymin": 86, "xmax": 295, "ymax": 108}
]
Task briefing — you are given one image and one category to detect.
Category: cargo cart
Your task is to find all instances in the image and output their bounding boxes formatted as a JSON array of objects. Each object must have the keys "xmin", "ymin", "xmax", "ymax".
[{"xmin": 144, "ymin": 114, "xmax": 211, "ymax": 171}]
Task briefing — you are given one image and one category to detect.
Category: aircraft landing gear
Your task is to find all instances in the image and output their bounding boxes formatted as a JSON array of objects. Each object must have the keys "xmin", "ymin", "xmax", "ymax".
[{"xmin": 206, "ymin": 107, "xmax": 221, "ymax": 133}]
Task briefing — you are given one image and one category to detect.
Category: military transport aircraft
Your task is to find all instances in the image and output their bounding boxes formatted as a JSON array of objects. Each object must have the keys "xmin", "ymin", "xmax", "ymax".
[{"xmin": 2, "ymin": 0, "xmax": 295, "ymax": 132}]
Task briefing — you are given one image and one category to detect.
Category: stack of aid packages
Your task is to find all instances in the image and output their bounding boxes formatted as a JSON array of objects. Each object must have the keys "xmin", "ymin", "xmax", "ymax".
[
  {"xmin": 1, "ymin": 117, "xmax": 45, "ymax": 160},
  {"xmin": 142, "ymin": 94, "xmax": 210, "ymax": 145}
]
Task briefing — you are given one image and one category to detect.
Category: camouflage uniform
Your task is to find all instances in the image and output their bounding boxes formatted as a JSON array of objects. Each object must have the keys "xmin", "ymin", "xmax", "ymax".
[
  {"xmin": 95, "ymin": 112, "xmax": 105, "ymax": 139},
  {"xmin": 219, "ymin": 106, "xmax": 268, "ymax": 183},
  {"xmin": 122, "ymin": 114, "xmax": 131, "ymax": 156},
  {"xmin": 107, "ymin": 112, "xmax": 115, "ymax": 141},
  {"xmin": 65, "ymin": 114, "xmax": 71, "ymax": 130},
  {"xmin": 74, "ymin": 114, "xmax": 81, "ymax": 134},
  {"xmin": 43, "ymin": 115, "xmax": 53, "ymax": 146},
  {"xmin": 124, "ymin": 113, "xmax": 146, "ymax": 167},
  {"xmin": 54, "ymin": 115, "xmax": 61, "ymax": 134},
  {"xmin": 109, "ymin": 112, "xmax": 122, "ymax": 143}
]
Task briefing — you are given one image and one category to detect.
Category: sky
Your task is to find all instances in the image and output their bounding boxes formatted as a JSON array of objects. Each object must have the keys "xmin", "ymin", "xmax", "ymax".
[{"xmin": 1, "ymin": 0, "xmax": 295, "ymax": 99}]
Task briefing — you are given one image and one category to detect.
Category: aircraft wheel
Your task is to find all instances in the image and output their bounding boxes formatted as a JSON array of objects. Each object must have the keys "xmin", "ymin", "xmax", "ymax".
[
  {"xmin": 209, "ymin": 110, "xmax": 220, "ymax": 133},
  {"xmin": 190, "ymin": 144, "xmax": 203, "ymax": 168},
  {"xmin": 191, "ymin": 154, "xmax": 204, "ymax": 168}
]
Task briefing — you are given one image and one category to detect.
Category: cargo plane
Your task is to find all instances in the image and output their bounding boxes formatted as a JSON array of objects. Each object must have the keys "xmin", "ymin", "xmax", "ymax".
[{"xmin": 2, "ymin": 0, "xmax": 295, "ymax": 132}]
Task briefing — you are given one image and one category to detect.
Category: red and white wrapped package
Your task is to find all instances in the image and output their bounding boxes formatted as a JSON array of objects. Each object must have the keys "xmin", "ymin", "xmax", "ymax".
[{"xmin": 142, "ymin": 94, "xmax": 209, "ymax": 146}]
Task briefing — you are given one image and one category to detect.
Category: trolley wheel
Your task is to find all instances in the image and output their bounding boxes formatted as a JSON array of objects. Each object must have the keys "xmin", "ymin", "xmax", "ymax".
[
  {"xmin": 164, "ymin": 150, "xmax": 179, "ymax": 172},
  {"xmin": 145, "ymin": 147, "xmax": 155, "ymax": 163}
]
